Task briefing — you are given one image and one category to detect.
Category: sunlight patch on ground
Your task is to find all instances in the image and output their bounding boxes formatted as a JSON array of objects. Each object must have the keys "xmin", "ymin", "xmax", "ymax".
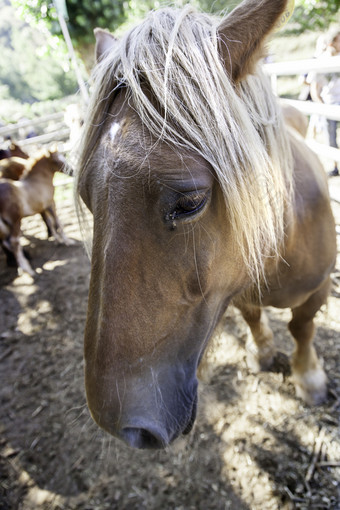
[
  {"xmin": 42, "ymin": 259, "xmax": 68, "ymax": 271},
  {"xmin": 19, "ymin": 468, "xmax": 62, "ymax": 509},
  {"xmin": 198, "ymin": 306, "xmax": 339, "ymax": 509},
  {"xmin": 322, "ymin": 296, "xmax": 340, "ymax": 332},
  {"xmin": 17, "ymin": 299, "xmax": 53, "ymax": 335}
]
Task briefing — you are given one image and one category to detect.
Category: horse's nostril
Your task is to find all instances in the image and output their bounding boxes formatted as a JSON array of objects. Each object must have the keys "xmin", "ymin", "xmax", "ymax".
[{"xmin": 121, "ymin": 427, "xmax": 167, "ymax": 449}]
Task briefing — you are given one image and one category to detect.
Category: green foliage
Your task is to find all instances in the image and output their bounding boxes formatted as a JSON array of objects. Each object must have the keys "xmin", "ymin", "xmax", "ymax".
[
  {"xmin": 12, "ymin": 0, "xmax": 245, "ymax": 47},
  {"xmin": 12, "ymin": 0, "xmax": 153, "ymax": 46},
  {"xmin": 11, "ymin": 0, "xmax": 340, "ymax": 50},
  {"xmin": 194, "ymin": 0, "xmax": 242, "ymax": 15},
  {"xmin": 0, "ymin": 0, "xmax": 78, "ymax": 112},
  {"xmin": 3, "ymin": 0, "xmax": 339, "ymax": 123},
  {"xmin": 287, "ymin": 0, "xmax": 340, "ymax": 34}
]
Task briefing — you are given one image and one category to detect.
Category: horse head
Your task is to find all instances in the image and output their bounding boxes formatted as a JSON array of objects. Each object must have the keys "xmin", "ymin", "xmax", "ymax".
[
  {"xmin": 40, "ymin": 148, "xmax": 67, "ymax": 174},
  {"xmin": 9, "ymin": 143, "xmax": 29, "ymax": 160},
  {"xmin": 80, "ymin": 111, "xmax": 248, "ymax": 447},
  {"xmin": 77, "ymin": 0, "xmax": 293, "ymax": 449}
]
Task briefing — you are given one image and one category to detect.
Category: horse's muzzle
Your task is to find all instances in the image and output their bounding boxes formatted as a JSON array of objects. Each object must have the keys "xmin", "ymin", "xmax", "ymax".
[
  {"xmin": 86, "ymin": 355, "xmax": 199, "ymax": 449},
  {"xmin": 120, "ymin": 425, "xmax": 170, "ymax": 449},
  {"xmin": 117, "ymin": 390, "xmax": 198, "ymax": 449}
]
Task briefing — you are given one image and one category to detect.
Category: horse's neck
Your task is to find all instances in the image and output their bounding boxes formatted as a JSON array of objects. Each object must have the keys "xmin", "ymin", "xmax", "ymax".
[
  {"xmin": 25, "ymin": 158, "xmax": 55, "ymax": 182},
  {"xmin": 16, "ymin": 158, "xmax": 55, "ymax": 209}
]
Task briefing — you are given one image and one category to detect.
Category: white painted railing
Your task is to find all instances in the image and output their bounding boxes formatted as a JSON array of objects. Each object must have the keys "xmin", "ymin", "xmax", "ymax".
[
  {"xmin": 281, "ymin": 98, "xmax": 340, "ymax": 122},
  {"xmin": 0, "ymin": 112, "xmax": 70, "ymax": 147},
  {"xmin": 264, "ymin": 56, "xmax": 340, "ymax": 164},
  {"xmin": 0, "ymin": 112, "xmax": 64, "ymax": 137},
  {"xmin": 264, "ymin": 55, "xmax": 340, "ymax": 77}
]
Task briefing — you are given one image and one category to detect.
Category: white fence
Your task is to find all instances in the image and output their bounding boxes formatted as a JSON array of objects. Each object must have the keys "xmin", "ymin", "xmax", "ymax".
[
  {"xmin": 0, "ymin": 111, "xmax": 70, "ymax": 147},
  {"xmin": 264, "ymin": 56, "xmax": 340, "ymax": 164},
  {"xmin": 1, "ymin": 57, "xmax": 340, "ymax": 167}
]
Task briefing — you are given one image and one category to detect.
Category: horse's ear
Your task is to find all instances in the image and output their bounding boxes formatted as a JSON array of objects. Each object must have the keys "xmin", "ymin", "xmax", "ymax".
[
  {"xmin": 94, "ymin": 28, "xmax": 117, "ymax": 62},
  {"xmin": 217, "ymin": 0, "xmax": 289, "ymax": 82},
  {"xmin": 48, "ymin": 142, "xmax": 58, "ymax": 154}
]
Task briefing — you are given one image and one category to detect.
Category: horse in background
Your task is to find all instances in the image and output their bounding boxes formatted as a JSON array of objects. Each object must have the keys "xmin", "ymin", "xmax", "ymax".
[
  {"xmin": 0, "ymin": 150, "xmax": 73, "ymax": 276},
  {"xmin": 0, "ymin": 142, "xmax": 29, "ymax": 180},
  {"xmin": 76, "ymin": 0, "xmax": 336, "ymax": 449},
  {"xmin": 0, "ymin": 154, "xmax": 55, "ymax": 239},
  {"xmin": 281, "ymin": 101, "xmax": 309, "ymax": 138},
  {"xmin": 0, "ymin": 156, "xmax": 28, "ymax": 180},
  {"xmin": 0, "ymin": 141, "xmax": 28, "ymax": 161}
]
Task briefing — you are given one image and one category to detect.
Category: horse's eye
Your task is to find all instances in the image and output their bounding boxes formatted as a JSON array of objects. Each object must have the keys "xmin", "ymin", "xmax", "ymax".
[
  {"xmin": 166, "ymin": 191, "xmax": 209, "ymax": 222},
  {"xmin": 176, "ymin": 193, "xmax": 207, "ymax": 213}
]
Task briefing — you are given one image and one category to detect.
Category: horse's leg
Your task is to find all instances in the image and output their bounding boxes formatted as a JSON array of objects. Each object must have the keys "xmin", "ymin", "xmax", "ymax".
[
  {"xmin": 0, "ymin": 201, "xmax": 32, "ymax": 274},
  {"xmin": 43, "ymin": 202, "xmax": 74, "ymax": 245},
  {"xmin": 1, "ymin": 240, "xmax": 18, "ymax": 267},
  {"xmin": 289, "ymin": 277, "xmax": 331, "ymax": 406},
  {"xmin": 40, "ymin": 209, "xmax": 53, "ymax": 238},
  {"xmin": 238, "ymin": 304, "xmax": 276, "ymax": 372},
  {"xmin": 4, "ymin": 233, "xmax": 34, "ymax": 276}
]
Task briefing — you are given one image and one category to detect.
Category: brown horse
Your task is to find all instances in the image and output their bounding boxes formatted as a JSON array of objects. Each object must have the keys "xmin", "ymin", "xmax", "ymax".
[
  {"xmin": 0, "ymin": 150, "xmax": 73, "ymax": 276},
  {"xmin": 76, "ymin": 0, "xmax": 336, "ymax": 449},
  {"xmin": 0, "ymin": 142, "xmax": 29, "ymax": 180},
  {"xmin": 0, "ymin": 156, "xmax": 27, "ymax": 180},
  {"xmin": 0, "ymin": 141, "xmax": 28, "ymax": 161},
  {"xmin": 281, "ymin": 101, "xmax": 309, "ymax": 138},
  {"xmin": 0, "ymin": 155, "xmax": 56, "ymax": 240}
]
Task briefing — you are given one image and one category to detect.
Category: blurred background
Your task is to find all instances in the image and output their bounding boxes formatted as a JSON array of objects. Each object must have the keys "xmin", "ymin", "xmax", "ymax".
[
  {"xmin": 0, "ymin": 0, "xmax": 339, "ymax": 124},
  {"xmin": 0, "ymin": 2, "xmax": 339, "ymax": 510}
]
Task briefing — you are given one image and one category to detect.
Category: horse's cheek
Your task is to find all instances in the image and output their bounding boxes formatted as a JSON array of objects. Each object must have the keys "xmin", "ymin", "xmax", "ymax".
[{"xmin": 192, "ymin": 215, "xmax": 248, "ymax": 301}]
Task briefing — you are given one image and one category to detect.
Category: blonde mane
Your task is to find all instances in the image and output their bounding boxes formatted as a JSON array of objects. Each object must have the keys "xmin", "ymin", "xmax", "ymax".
[
  {"xmin": 18, "ymin": 150, "xmax": 51, "ymax": 179},
  {"xmin": 76, "ymin": 5, "xmax": 293, "ymax": 285}
]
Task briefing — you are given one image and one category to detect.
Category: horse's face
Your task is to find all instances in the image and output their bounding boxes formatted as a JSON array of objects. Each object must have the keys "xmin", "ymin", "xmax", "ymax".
[
  {"xmin": 80, "ymin": 0, "xmax": 292, "ymax": 448},
  {"xmin": 80, "ymin": 92, "xmax": 248, "ymax": 448},
  {"xmin": 10, "ymin": 143, "xmax": 28, "ymax": 160},
  {"xmin": 46, "ymin": 151, "xmax": 67, "ymax": 173}
]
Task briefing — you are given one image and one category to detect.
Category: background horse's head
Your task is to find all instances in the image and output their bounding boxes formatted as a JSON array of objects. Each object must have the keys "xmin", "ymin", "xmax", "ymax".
[
  {"xmin": 0, "ymin": 141, "xmax": 28, "ymax": 161},
  {"xmin": 23, "ymin": 148, "xmax": 67, "ymax": 178},
  {"xmin": 77, "ymin": 0, "xmax": 293, "ymax": 449}
]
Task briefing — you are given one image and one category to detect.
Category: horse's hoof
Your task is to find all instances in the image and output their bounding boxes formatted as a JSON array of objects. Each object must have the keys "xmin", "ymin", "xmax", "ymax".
[
  {"xmin": 58, "ymin": 237, "xmax": 76, "ymax": 246},
  {"xmin": 268, "ymin": 351, "xmax": 291, "ymax": 375},
  {"xmin": 65, "ymin": 238, "xmax": 76, "ymax": 246},
  {"xmin": 246, "ymin": 351, "xmax": 263, "ymax": 373},
  {"xmin": 293, "ymin": 367, "xmax": 328, "ymax": 406},
  {"xmin": 246, "ymin": 341, "xmax": 276, "ymax": 373}
]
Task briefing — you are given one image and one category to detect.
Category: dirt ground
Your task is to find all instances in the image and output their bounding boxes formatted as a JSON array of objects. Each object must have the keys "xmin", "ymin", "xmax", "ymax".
[{"xmin": 0, "ymin": 191, "xmax": 339, "ymax": 510}]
